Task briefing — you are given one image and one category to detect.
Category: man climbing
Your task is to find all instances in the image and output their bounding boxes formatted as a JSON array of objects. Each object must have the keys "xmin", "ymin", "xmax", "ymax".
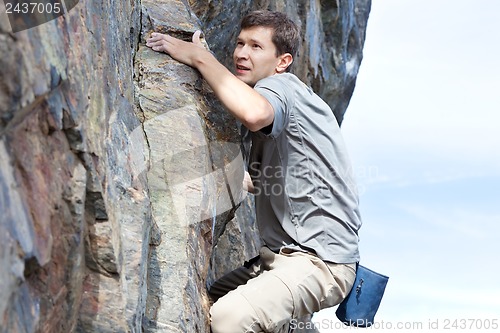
[{"xmin": 146, "ymin": 10, "xmax": 362, "ymax": 333}]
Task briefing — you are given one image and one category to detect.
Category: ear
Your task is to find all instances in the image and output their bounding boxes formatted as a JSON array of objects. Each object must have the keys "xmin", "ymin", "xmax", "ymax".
[{"xmin": 275, "ymin": 53, "xmax": 293, "ymax": 73}]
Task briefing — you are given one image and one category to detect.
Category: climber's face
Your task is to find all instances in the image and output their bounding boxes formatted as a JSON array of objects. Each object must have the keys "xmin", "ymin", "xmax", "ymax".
[{"xmin": 233, "ymin": 26, "xmax": 285, "ymax": 87}]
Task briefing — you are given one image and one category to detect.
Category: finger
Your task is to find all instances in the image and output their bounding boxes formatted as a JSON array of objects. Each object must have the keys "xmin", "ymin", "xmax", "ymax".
[
  {"xmin": 146, "ymin": 39, "xmax": 161, "ymax": 46},
  {"xmin": 150, "ymin": 32, "xmax": 164, "ymax": 39},
  {"xmin": 145, "ymin": 40, "xmax": 158, "ymax": 48},
  {"xmin": 147, "ymin": 41, "xmax": 167, "ymax": 52},
  {"xmin": 147, "ymin": 32, "xmax": 168, "ymax": 42},
  {"xmin": 146, "ymin": 39, "xmax": 168, "ymax": 49},
  {"xmin": 147, "ymin": 32, "xmax": 157, "ymax": 41},
  {"xmin": 152, "ymin": 42, "xmax": 167, "ymax": 52},
  {"xmin": 192, "ymin": 30, "xmax": 202, "ymax": 45},
  {"xmin": 147, "ymin": 36, "xmax": 163, "ymax": 43}
]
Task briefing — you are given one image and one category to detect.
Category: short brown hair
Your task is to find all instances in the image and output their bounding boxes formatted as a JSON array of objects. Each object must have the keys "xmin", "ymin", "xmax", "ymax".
[{"xmin": 240, "ymin": 10, "xmax": 300, "ymax": 59}]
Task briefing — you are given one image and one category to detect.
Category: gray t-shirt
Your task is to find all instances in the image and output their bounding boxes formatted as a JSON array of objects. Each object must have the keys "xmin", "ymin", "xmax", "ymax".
[{"xmin": 248, "ymin": 73, "xmax": 361, "ymax": 264}]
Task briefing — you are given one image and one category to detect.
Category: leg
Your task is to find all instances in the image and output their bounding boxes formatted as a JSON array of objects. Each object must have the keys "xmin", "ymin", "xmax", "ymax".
[
  {"xmin": 210, "ymin": 269, "xmax": 294, "ymax": 333},
  {"xmin": 208, "ymin": 256, "xmax": 261, "ymax": 302},
  {"xmin": 210, "ymin": 247, "xmax": 356, "ymax": 333}
]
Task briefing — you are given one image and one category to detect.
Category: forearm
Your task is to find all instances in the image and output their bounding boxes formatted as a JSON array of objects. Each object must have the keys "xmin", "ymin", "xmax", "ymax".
[{"xmin": 146, "ymin": 32, "xmax": 273, "ymax": 132}]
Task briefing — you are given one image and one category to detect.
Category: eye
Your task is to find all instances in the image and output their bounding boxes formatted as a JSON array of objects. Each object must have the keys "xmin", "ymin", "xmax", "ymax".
[
  {"xmin": 236, "ymin": 41, "xmax": 244, "ymax": 47},
  {"xmin": 252, "ymin": 44, "xmax": 262, "ymax": 49}
]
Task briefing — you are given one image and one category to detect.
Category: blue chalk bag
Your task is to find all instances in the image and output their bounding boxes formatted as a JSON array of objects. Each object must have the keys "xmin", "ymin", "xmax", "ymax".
[{"xmin": 335, "ymin": 264, "xmax": 389, "ymax": 327}]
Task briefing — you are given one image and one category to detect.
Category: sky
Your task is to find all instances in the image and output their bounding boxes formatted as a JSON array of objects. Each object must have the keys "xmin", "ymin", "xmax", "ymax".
[{"xmin": 314, "ymin": 1, "xmax": 500, "ymax": 331}]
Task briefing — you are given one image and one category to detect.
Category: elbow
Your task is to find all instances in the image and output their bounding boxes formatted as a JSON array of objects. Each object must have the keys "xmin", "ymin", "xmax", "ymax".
[
  {"xmin": 243, "ymin": 117, "xmax": 265, "ymax": 132},
  {"xmin": 242, "ymin": 104, "xmax": 274, "ymax": 132}
]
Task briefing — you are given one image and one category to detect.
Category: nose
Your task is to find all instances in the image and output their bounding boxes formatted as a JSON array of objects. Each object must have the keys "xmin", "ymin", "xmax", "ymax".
[{"xmin": 234, "ymin": 44, "xmax": 249, "ymax": 60}]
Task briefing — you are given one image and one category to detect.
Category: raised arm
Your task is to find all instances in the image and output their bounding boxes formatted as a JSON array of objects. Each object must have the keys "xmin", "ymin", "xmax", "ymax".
[{"xmin": 146, "ymin": 31, "xmax": 274, "ymax": 132}]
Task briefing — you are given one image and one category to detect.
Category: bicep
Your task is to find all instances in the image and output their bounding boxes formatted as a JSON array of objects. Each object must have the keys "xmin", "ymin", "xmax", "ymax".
[{"xmin": 254, "ymin": 86, "xmax": 289, "ymax": 137}]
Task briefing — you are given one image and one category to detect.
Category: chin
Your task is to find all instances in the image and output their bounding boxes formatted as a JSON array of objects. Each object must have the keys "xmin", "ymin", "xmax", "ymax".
[
  {"xmin": 246, "ymin": 80, "xmax": 257, "ymax": 87},
  {"xmin": 237, "ymin": 76, "xmax": 255, "ymax": 87}
]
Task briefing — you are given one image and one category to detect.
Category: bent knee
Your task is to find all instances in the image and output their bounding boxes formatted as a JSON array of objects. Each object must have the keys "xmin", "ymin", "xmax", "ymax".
[{"xmin": 210, "ymin": 292, "xmax": 260, "ymax": 333}]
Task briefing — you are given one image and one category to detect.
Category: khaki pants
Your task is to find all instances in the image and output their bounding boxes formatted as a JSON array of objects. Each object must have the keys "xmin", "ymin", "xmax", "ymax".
[{"xmin": 209, "ymin": 246, "xmax": 356, "ymax": 333}]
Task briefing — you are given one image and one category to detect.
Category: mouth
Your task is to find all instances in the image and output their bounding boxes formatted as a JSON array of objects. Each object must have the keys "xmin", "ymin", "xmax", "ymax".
[{"xmin": 235, "ymin": 64, "xmax": 251, "ymax": 74}]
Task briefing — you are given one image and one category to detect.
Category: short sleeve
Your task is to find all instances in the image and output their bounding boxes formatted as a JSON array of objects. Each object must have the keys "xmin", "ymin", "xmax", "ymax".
[{"xmin": 254, "ymin": 75, "xmax": 294, "ymax": 138}]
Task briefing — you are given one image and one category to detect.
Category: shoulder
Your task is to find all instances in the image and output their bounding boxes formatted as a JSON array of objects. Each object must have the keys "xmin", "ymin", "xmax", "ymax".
[
  {"xmin": 255, "ymin": 73, "xmax": 302, "ymax": 88},
  {"xmin": 254, "ymin": 73, "xmax": 305, "ymax": 102}
]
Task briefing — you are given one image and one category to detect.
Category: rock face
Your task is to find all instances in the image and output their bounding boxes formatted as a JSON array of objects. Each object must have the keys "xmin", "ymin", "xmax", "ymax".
[
  {"xmin": 1, "ymin": 1, "xmax": 148, "ymax": 332},
  {"xmin": 0, "ymin": 0, "xmax": 370, "ymax": 332}
]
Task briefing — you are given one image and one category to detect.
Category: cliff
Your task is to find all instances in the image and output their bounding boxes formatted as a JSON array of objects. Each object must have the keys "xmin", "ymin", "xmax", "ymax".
[{"xmin": 0, "ymin": 0, "xmax": 370, "ymax": 332}]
